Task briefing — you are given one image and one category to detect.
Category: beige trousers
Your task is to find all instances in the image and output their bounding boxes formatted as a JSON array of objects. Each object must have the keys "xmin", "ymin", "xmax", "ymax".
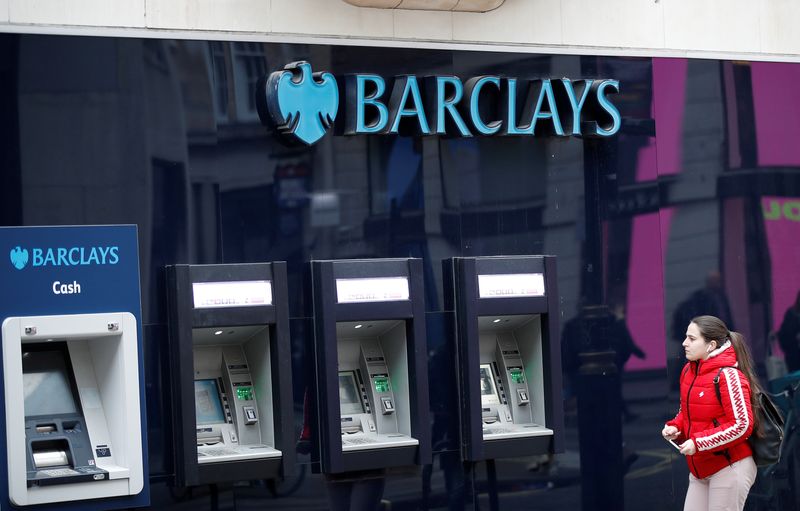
[{"xmin": 684, "ymin": 456, "xmax": 757, "ymax": 511}]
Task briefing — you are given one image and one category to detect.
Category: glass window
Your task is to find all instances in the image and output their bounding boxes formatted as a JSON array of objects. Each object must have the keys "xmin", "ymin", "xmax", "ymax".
[
  {"xmin": 208, "ymin": 42, "xmax": 230, "ymax": 123},
  {"xmin": 231, "ymin": 42, "xmax": 266, "ymax": 122}
]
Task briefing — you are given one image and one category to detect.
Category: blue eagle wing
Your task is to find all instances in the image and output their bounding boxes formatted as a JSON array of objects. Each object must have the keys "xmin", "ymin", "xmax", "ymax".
[
  {"xmin": 315, "ymin": 72, "xmax": 339, "ymax": 127},
  {"xmin": 277, "ymin": 71, "xmax": 304, "ymax": 129},
  {"xmin": 20, "ymin": 249, "xmax": 28, "ymax": 266}
]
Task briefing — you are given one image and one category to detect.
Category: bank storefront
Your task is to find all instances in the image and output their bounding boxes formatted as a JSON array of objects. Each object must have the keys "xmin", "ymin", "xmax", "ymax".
[{"xmin": 0, "ymin": 33, "xmax": 799, "ymax": 511}]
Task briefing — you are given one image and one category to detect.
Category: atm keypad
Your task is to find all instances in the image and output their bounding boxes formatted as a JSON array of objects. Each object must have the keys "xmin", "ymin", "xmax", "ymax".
[{"xmin": 38, "ymin": 468, "xmax": 79, "ymax": 477}]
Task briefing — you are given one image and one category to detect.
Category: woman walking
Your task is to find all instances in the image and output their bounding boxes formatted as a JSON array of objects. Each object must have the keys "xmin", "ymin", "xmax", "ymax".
[{"xmin": 662, "ymin": 315, "xmax": 759, "ymax": 511}]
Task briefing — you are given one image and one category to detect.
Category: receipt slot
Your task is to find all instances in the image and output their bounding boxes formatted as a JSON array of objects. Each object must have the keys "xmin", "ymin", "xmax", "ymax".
[
  {"xmin": 311, "ymin": 258, "xmax": 431, "ymax": 474},
  {"xmin": 0, "ymin": 225, "xmax": 148, "ymax": 510},
  {"xmin": 447, "ymin": 256, "xmax": 564, "ymax": 461},
  {"xmin": 166, "ymin": 263, "xmax": 293, "ymax": 486}
]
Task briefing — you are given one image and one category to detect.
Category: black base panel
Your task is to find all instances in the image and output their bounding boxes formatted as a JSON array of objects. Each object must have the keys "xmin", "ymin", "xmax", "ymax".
[
  {"xmin": 480, "ymin": 435, "xmax": 553, "ymax": 461},
  {"xmin": 330, "ymin": 445, "xmax": 419, "ymax": 474},
  {"xmin": 192, "ymin": 457, "xmax": 282, "ymax": 486}
]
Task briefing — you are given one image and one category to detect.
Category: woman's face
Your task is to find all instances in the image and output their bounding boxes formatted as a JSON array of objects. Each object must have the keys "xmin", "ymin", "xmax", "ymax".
[{"xmin": 683, "ymin": 322, "xmax": 713, "ymax": 361}]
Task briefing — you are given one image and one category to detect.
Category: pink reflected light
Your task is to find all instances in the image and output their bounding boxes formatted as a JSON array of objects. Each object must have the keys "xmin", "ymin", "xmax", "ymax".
[
  {"xmin": 626, "ymin": 211, "xmax": 667, "ymax": 371},
  {"xmin": 649, "ymin": 58, "xmax": 688, "ymax": 178},
  {"xmin": 752, "ymin": 63, "xmax": 800, "ymax": 167}
]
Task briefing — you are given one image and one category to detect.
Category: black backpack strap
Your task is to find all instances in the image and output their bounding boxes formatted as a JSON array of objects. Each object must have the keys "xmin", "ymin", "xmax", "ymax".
[
  {"xmin": 712, "ymin": 366, "xmax": 737, "ymax": 405},
  {"xmin": 712, "ymin": 366, "xmax": 737, "ymax": 466}
]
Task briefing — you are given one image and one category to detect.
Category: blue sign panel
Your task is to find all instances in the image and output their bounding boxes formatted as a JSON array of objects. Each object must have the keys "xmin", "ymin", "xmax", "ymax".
[{"xmin": 0, "ymin": 225, "xmax": 149, "ymax": 510}]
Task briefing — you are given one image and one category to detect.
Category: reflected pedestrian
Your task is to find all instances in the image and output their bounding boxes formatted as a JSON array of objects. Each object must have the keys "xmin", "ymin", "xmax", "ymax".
[
  {"xmin": 662, "ymin": 315, "xmax": 759, "ymax": 511},
  {"xmin": 609, "ymin": 301, "xmax": 646, "ymax": 422},
  {"xmin": 669, "ymin": 271, "xmax": 735, "ymax": 390},
  {"xmin": 777, "ymin": 290, "xmax": 800, "ymax": 372}
]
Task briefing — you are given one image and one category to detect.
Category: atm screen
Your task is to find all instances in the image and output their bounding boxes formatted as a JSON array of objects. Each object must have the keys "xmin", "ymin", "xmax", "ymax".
[
  {"xmin": 22, "ymin": 348, "xmax": 79, "ymax": 417},
  {"xmin": 195, "ymin": 379, "xmax": 226, "ymax": 425},
  {"xmin": 338, "ymin": 371, "xmax": 365, "ymax": 415},
  {"xmin": 479, "ymin": 364, "xmax": 501, "ymax": 405}
]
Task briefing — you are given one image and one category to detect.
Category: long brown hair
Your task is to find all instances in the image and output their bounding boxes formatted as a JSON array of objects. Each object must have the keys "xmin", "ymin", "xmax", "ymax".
[{"xmin": 691, "ymin": 315, "xmax": 762, "ymax": 434}]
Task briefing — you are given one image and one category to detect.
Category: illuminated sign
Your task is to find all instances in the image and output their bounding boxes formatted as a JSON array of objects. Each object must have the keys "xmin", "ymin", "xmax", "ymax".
[
  {"xmin": 478, "ymin": 273, "xmax": 545, "ymax": 298},
  {"xmin": 9, "ymin": 245, "xmax": 119, "ymax": 271},
  {"xmin": 259, "ymin": 61, "xmax": 621, "ymax": 146},
  {"xmin": 335, "ymin": 277, "xmax": 410, "ymax": 303},
  {"xmin": 192, "ymin": 280, "xmax": 273, "ymax": 309}
]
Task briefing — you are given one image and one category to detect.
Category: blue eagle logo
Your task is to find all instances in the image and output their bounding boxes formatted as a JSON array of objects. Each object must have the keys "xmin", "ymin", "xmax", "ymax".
[
  {"xmin": 259, "ymin": 61, "xmax": 338, "ymax": 146},
  {"xmin": 9, "ymin": 246, "xmax": 29, "ymax": 270}
]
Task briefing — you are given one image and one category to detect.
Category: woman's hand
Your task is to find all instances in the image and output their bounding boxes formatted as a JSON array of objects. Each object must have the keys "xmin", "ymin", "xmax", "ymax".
[
  {"xmin": 679, "ymin": 439, "xmax": 697, "ymax": 456},
  {"xmin": 662, "ymin": 425, "xmax": 680, "ymax": 440}
]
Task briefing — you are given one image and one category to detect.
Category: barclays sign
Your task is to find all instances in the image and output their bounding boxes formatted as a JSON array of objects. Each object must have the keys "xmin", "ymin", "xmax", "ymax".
[
  {"xmin": 9, "ymin": 245, "xmax": 120, "ymax": 270},
  {"xmin": 257, "ymin": 61, "xmax": 621, "ymax": 146}
]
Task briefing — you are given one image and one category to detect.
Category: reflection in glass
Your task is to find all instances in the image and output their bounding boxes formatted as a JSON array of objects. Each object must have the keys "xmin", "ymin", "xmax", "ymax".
[{"xmin": 22, "ymin": 349, "xmax": 79, "ymax": 417}]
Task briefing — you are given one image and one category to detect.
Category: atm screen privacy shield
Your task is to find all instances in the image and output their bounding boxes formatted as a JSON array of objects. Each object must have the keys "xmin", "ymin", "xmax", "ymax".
[
  {"xmin": 338, "ymin": 371, "xmax": 364, "ymax": 416},
  {"xmin": 22, "ymin": 349, "xmax": 79, "ymax": 417},
  {"xmin": 195, "ymin": 379, "xmax": 225, "ymax": 425}
]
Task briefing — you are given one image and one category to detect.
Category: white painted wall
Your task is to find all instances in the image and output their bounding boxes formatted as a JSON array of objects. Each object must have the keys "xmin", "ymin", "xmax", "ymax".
[{"xmin": 0, "ymin": 0, "xmax": 798, "ymax": 61}]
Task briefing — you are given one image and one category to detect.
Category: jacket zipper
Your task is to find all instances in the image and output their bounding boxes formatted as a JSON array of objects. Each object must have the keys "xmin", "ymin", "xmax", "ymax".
[{"xmin": 685, "ymin": 361, "xmax": 700, "ymax": 476}]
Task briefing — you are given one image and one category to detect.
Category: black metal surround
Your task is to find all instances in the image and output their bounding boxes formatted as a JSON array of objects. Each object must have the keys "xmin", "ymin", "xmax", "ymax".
[
  {"xmin": 165, "ymin": 263, "xmax": 294, "ymax": 487},
  {"xmin": 310, "ymin": 258, "xmax": 431, "ymax": 474},
  {"xmin": 448, "ymin": 256, "xmax": 564, "ymax": 462}
]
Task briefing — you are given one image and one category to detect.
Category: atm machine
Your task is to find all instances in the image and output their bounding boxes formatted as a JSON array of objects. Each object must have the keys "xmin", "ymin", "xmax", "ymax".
[
  {"xmin": 166, "ymin": 263, "xmax": 294, "ymax": 486},
  {"xmin": 446, "ymin": 255, "xmax": 564, "ymax": 461},
  {"xmin": 310, "ymin": 258, "xmax": 431, "ymax": 473},
  {"xmin": 0, "ymin": 225, "xmax": 148, "ymax": 510}
]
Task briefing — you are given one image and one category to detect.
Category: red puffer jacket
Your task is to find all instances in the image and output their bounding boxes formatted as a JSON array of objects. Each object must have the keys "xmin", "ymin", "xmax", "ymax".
[{"xmin": 665, "ymin": 341, "xmax": 754, "ymax": 479}]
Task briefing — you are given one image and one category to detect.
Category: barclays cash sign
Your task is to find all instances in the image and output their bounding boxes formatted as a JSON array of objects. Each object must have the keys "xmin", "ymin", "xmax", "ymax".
[
  {"xmin": 257, "ymin": 61, "xmax": 621, "ymax": 146},
  {"xmin": 9, "ymin": 245, "xmax": 120, "ymax": 271}
]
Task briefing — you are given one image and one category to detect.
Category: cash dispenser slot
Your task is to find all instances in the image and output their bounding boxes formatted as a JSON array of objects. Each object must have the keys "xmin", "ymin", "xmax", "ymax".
[
  {"xmin": 311, "ymin": 258, "xmax": 431, "ymax": 474},
  {"xmin": 449, "ymin": 256, "xmax": 564, "ymax": 462},
  {"xmin": 166, "ymin": 263, "xmax": 294, "ymax": 487},
  {"xmin": 31, "ymin": 442, "xmax": 70, "ymax": 469}
]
